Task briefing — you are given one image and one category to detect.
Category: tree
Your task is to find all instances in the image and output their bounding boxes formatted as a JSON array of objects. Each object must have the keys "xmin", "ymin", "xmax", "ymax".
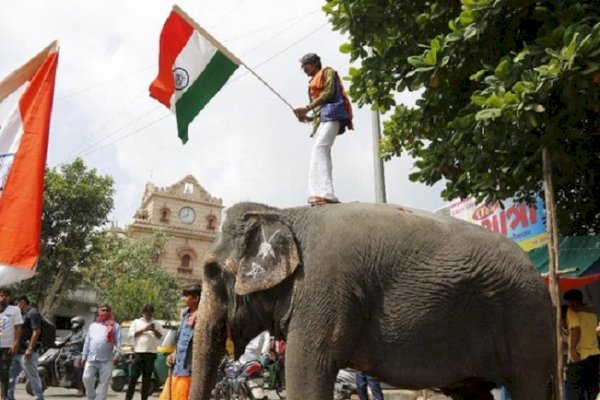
[
  {"xmin": 14, "ymin": 158, "xmax": 114, "ymax": 316},
  {"xmin": 83, "ymin": 230, "xmax": 180, "ymax": 321},
  {"xmin": 325, "ymin": 0, "xmax": 600, "ymax": 235}
]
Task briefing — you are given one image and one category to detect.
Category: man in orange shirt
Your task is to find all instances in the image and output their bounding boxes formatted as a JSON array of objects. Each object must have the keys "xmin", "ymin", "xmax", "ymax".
[
  {"xmin": 564, "ymin": 289, "xmax": 600, "ymax": 399},
  {"xmin": 294, "ymin": 53, "xmax": 353, "ymax": 206}
]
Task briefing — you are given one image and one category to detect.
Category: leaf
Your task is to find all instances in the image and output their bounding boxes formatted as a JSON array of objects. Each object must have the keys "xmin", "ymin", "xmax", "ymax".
[
  {"xmin": 459, "ymin": 9, "xmax": 474, "ymax": 26},
  {"xmin": 475, "ymin": 108, "xmax": 502, "ymax": 121},
  {"xmin": 339, "ymin": 42, "xmax": 354, "ymax": 54},
  {"xmin": 494, "ymin": 59, "xmax": 511, "ymax": 79}
]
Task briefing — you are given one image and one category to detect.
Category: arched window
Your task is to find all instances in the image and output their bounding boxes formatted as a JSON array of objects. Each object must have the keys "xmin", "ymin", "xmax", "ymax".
[
  {"xmin": 159, "ymin": 206, "xmax": 171, "ymax": 223},
  {"xmin": 181, "ymin": 254, "xmax": 191, "ymax": 268},
  {"xmin": 206, "ymin": 214, "xmax": 217, "ymax": 230}
]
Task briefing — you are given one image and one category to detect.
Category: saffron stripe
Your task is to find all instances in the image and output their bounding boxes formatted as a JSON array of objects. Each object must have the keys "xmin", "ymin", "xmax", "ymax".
[
  {"xmin": 174, "ymin": 52, "xmax": 238, "ymax": 143},
  {"xmin": 149, "ymin": 11, "xmax": 194, "ymax": 108}
]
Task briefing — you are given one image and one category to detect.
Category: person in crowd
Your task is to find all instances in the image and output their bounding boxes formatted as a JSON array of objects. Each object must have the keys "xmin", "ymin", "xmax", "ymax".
[
  {"xmin": 125, "ymin": 305, "xmax": 163, "ymax": 400},
  {"xmin": 356, "ymin": 371, "xmax": 384, "ymax": 400},
  {"xmin": 238, "ymin": 330, "xmax": 270, "ymax": 364},
  {"xmin": 82, "ymin": 304, "xmax": 121, "ymax": 400},
  {"xmin": 0, "ymin": 289, "xmax": 22, "ymax": 400},
  {"xmin": 293, "ymin": 52, "xmax": 353, "ymax": 206},
  {"xmin": 8, "ymin": 295, "xmax": 44, "ymax": 400},
  {"xmin": 60, "ymin": 316, "xmax": 87, "ymax": 396},
  {"xmin": 160, "ymin": 284, "xmax": 201, "ymax": 400},
  {"xmin": 564, "ymin": 289, "xmax": 600, "ymax": 399}
]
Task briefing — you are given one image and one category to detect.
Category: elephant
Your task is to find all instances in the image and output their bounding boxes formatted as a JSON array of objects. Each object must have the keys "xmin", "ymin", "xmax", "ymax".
[{"xmin": 191, "ymin": 202, "xmax": 555, "ymax": 400}]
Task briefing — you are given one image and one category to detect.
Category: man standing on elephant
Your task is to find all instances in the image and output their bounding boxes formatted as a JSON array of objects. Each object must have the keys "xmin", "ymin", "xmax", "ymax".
[
  {"xmin": 564, "ymin": 289, "xmax": 600, "ymax": 399},
  {"xmin": 293, "ymin": 53, "xmax": 353, "ymax": 207}
]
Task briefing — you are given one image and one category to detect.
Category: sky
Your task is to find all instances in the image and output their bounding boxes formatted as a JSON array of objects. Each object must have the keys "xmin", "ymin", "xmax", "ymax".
[{"xmin": 0, "ymin": 0, "xmax": 447, "ymax": 226}]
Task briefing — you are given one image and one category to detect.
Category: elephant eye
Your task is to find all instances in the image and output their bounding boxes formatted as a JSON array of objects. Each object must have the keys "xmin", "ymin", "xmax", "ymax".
[{"xmin": 205, "ymin": 262, "xmax": 222, "ymax": 281}]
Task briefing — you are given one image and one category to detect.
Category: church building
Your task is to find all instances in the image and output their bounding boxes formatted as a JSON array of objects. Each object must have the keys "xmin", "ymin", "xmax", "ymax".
[{"xmin": 128, "ymin": 175, "xmax": 223, "ymax": 285}]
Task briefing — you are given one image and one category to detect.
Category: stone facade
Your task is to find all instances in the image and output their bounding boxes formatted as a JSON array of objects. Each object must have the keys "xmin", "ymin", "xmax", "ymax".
[{"xmin": 128, "ymin": 175, "xmax": 223, "ymax": 286}]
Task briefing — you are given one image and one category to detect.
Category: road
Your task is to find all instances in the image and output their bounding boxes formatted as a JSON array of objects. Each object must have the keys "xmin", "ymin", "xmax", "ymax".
[{"xmin": 11, "ymin": 382, "xmax": 462, "ymax": 400}]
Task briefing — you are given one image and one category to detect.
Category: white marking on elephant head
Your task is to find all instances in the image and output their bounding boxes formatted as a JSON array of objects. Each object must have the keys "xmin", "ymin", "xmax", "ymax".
[
  {"xmin": 245, "ymin": 262, "xmax": 266, "ymax": 278},
  {"xmin": 257, "ymin": 227, "xmax": 280, "ymax": 260}
]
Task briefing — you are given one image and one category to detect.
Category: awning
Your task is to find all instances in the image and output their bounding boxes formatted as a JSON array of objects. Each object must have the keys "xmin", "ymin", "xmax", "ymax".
[{"xmin": 528, "ymin": 236, "xmax": 600, "ymax": 291}]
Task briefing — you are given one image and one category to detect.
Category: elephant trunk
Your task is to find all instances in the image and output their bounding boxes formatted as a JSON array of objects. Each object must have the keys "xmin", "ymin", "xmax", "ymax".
[{"xmin": 189, "ymin": 289, "xmax": 227, "ymax": 400}]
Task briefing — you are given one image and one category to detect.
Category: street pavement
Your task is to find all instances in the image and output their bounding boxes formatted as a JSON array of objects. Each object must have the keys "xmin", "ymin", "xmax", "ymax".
[
  {"xmin": 9, "ymin": 382, "xmax": 451, "ymax": 400},
  {"xmin": 9, "ymin": 382, "xmax": 480, "ymax": 400}
]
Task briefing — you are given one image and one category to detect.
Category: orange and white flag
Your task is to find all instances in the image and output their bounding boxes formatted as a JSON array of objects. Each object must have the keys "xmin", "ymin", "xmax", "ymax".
[{"xmin": 0, "ymin": 42, "xmax": 59, "ymax": 285}]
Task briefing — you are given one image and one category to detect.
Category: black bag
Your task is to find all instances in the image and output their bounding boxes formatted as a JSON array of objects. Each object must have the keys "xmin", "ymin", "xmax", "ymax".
[{"xmin": 40, "ymin": 318, "xmax": 57, "ymax": 349}]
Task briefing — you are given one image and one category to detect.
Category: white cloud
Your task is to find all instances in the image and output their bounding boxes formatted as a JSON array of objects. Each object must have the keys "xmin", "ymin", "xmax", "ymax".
[{"xmin": 0, "ymin": 0, "xmax": 446, "ymax": 225}]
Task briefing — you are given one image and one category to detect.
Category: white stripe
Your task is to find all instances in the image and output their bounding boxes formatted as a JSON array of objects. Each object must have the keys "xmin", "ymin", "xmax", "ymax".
[
  {"xmin": 0, "ymin": 84, "xmax": 26, "ymax": 201},
  {"xmin": 0, "ymin": 264, "xmax": 35, "ymax": 286},
  {"xmin": 168, "ymin": 30, "xmax": 218, "ymax": 110}
]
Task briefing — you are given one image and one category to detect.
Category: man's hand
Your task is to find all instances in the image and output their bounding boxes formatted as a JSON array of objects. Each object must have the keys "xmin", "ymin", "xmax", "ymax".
[
  {"xmin": 24, "ymin": 348, "xmax": 33, "ymax": 360},
  {"xmin": 166, "ymin": 353, "xmax": 175, "ymax": 367},
  {"xmin": 293, "ymin": 107, "xmax": 309, "ymax": 122},
  {"xmin": 571, "ymin": 350, "xmax": 581, "ymax": 362},
  {"xmin": 9, "ymin": 342, "xmax": 19, "ymax": 356}
]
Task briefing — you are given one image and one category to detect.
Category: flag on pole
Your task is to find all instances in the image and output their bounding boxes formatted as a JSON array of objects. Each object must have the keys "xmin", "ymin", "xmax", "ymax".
[
  {"xmin": 0, "ymin": 42, "xmax": 59, "ymax": 285},
  {"xmin": 149, "ymin": 5, "xmax": 241, "ymax": 144}
]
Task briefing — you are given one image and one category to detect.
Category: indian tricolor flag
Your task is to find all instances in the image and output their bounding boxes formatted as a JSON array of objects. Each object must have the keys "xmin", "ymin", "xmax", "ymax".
[
  {"xmin": 150, "ymin": 6, "xmax": 241, "ymax": 144},
  {"xmin": 0, "ymin": 41, "xmax": 59, "ymax": 285}
]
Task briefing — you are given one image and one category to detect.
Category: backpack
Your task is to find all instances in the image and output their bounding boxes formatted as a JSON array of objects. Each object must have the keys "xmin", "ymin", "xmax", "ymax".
[{"xmin": 40, "ymin": 317, "xmax": 57, "ymax": 349}]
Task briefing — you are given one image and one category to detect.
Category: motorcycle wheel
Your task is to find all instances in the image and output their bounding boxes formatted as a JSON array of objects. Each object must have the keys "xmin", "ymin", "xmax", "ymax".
[
  {"xmin": 111, "ymin": 376, "xmax": 127, "ymax": 392},
  {"xmin": 25, "ymin": 381, "xmax": 33, "ymax": 396}
]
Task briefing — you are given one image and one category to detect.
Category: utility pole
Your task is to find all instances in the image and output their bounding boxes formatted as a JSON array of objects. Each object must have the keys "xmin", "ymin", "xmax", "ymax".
[{"xmin": 371, "ymin": 103, "xmax": 387, "ymax": 203}]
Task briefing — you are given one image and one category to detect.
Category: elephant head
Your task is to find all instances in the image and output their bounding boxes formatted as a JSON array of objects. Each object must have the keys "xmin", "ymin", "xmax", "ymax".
[{"xmin": 190, "ymin": 203, "xmax": 301, "ymax": 399}]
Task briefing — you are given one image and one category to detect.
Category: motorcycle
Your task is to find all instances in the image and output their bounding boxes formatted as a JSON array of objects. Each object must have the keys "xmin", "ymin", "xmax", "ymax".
[
  {"xmin": 211, "ymin": 357, "xmax": 267, "ymax": 400},
  {"xmin": 334, "ymin": 369, "xmax": 358, "ymax": 400},
  {"xmin": 26, "ymin": 342, "xmax": 81, "ymax": 395}
]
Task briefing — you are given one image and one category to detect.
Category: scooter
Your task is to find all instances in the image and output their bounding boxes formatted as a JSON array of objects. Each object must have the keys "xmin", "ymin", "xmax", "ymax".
[
  {"xmin": 111, "ymin": 325, "xmax": 177, "ymax": 393},
  {"xmin": 26, "ymin": 342, "xmax": 81, "ymax": 395}
]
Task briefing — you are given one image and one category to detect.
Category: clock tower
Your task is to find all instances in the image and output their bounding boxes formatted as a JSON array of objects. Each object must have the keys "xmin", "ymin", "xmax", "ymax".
[{"xmin": 128, "ymin": 175, "xmax": 223, "ymax": 285}]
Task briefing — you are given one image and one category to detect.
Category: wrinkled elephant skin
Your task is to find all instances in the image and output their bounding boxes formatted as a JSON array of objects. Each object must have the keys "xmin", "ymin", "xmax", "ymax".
[{"xmin": 190, "ymin": 202, "xmax": 555, "ymax": 400}]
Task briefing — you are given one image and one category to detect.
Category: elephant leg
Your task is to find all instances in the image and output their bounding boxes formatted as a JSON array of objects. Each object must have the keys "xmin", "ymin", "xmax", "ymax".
[
  {"xmin": 284, "ymin": 332, "xmax": 337, "ymax": 400},
  {"xmin": 507, "ymin": 372, "xmax": 552, "ymax": 400}
]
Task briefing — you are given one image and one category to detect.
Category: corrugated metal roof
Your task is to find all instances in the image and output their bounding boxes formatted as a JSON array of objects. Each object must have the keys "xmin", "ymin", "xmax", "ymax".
[{"xmin": 528, "ymin": 236, "xmax": 600, "ymax": 276}]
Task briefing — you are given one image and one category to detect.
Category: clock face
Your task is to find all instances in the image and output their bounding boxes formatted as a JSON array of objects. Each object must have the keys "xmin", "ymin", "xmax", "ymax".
[{"xmin": 178, "ymin": 207, "xmax": 196, "ymax": 224}]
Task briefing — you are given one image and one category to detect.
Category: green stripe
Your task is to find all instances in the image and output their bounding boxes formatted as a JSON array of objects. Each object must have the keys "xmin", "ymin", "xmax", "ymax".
[{"xmin": 175, "ymin": 52, "xmax": 239, "ymax": 143}]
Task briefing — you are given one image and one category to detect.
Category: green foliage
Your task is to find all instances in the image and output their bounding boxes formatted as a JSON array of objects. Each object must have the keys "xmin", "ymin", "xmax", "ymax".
[
  {"xmin": 14, "ymin": 159, "xmax": 114, "ymax": 316},
  {"xmin": 83, "ymin": 231, "xmax": 180, "ymax": 321},
  {"xmin": 325, "ymin": 0, "xmax": 600, "ymax": 235}
]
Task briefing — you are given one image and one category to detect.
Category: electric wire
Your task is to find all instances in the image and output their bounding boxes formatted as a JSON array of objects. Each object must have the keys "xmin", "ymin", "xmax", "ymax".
[
  {"xmin": 221, "ymin": 10, "xmax": 320, "ymax": 43},
  {"xmin": 67, "ymin": 90, "xmax": 147, "ymax": 158},
  {"xmin": 78, "ymin": 113, "xmax": 171, "ymax": 159},
  {"xmin": 70, "ymin": 104, "xmax": 163, "ymax": 159}
]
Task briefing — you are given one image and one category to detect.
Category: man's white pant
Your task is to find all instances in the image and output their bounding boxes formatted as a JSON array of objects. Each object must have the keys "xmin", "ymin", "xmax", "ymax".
[
  {"xmin": 82, "ymin": 360, "xmax": 112, "ymax": 400},
  {"xmin": 309, "ymin": 121, "xmax": 340, "ymax": 201}
]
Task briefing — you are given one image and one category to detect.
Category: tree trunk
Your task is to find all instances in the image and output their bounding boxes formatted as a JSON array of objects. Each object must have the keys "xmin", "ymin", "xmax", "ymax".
[
  {"xmin": 38, "ymin": 263, "xmax": 69, "ymax": 318},
  {"xmin": 542, "ymin": 147, "xmax": 564, "ymax": 400}
]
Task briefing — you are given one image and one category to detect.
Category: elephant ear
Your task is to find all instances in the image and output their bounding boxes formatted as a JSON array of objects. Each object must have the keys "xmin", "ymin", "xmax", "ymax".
[{"xmin": 235, "ymin": 212, "xmax": 300, "ymax": 295}]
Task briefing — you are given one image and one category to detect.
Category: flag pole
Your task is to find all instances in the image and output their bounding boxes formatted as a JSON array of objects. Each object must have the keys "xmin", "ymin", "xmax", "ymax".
[{"xmin": 172, "ymin": 5, "xmax": 295, "ymax": 112}]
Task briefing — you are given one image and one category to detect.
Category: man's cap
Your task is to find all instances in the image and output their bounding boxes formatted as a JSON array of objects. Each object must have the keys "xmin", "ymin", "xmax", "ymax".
[{"xmin": 300, "ymin": 53, "xmax": 321, "ymax": 66}]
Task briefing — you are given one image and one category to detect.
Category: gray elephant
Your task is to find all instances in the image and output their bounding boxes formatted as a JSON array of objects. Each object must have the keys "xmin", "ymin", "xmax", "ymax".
[{"xmin": 191, "ymin": 202, "xmax": 555, "ymax": 400}]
